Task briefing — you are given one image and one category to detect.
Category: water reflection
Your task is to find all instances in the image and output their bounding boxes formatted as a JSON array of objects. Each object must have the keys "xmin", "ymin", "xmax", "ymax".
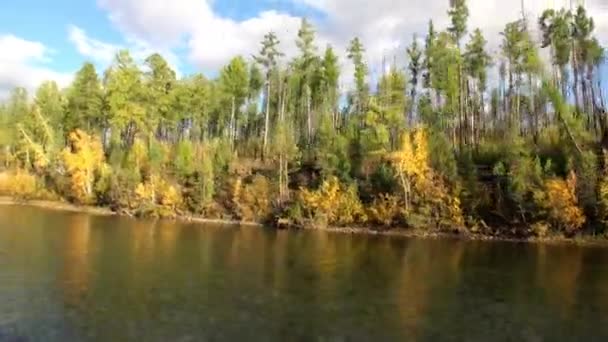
[
  {"xmin": 60, "ymin": 213, "xmax": 92, "ymax": 309},
  {"xmin": 536, "ymin": 244, "xmax": 584, "ymax": 319},
  {"xmin": 2, "ymin": 207, "xmax": 608, "ymax": 341}
]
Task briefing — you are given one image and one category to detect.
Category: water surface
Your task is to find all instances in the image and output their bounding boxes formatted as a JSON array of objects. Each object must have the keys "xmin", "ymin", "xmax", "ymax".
[{"xmin": 1, "ymin": 206, "xmax": 608, "ymax": 341}]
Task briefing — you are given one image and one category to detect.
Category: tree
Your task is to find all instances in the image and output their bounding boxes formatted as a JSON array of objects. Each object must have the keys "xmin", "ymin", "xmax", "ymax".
[
  {"xmin": 539, "ymin": 9, "xmax": 573, "ymax": 97},
  {"xmin": 144, "ymin": 53, "xmax": 177, "ymax": 140},
  {"xmin": 572, "ymin": 6, "xmax": 596, "ymax": 118},
  {"xmin": 218, "ymin": 57, "xmax": 249, "ymax": 148},
  {"xmin": 464, "ymin": 28, "xmax": 491, "ymax": 143},
  {"xmin": 105, "ymin": 50, "xmax": 146, "ymax": 148},
  {"xmin": 34, "ymin": 81, "xmax": 65, "ymax": 133},
  {"xmin": 295, "ymin": 18, "xmax": 319, "ymax": 144},
  {"xmin": 61, "ymin": 129, "xmax": 106, "ymax": 203},
  {"xmin": 321, "ymin": 45, "xmax": 340, "ymax": 128},
  {"xmin": 255, "ymin": 32, "xmax": 283, "ymax": 158},
  {"xmin": 65, "ymin": 63, "xmax": 102, "ymax": 134},
  {"xmin": 423, "ymin": 20, "xmax": 437, "ymax": 92},
  {"xmin": 501, "ymin": 20, "xmax": 526, "ymax": 129},
  {"xmin": 407, "ymin": 35, "xmax": 423, "ymax": 125},
  {"xmin": 347, "ymin": 37, "xmax": 368, "ymax": 114},
  {"xmin": 447, "ymin": 0, "xmax": 469, "ymax": 47}
]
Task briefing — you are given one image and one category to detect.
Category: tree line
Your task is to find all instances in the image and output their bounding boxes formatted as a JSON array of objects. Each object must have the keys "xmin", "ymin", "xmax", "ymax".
[{"xmin": 0, "ymin": 1, "xmax": 606, "ymax": 238}]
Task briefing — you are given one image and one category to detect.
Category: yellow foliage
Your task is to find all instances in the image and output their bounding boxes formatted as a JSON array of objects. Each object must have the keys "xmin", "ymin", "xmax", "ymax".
[
  {"xmin": 598, "ymin": 157, "xmax": 608, "ymax": 227},
  {"xmin": 61, "ymin": 130, "xmax": 106, "ymax": 204},
  {"xmin": 134, "ymin": 174, "xmax": 182, "ymax": 217},
  {"xmin": 161, "ymin": 185, "xmax": 181, "ymax": 209},
  {"xmin": 0, "ymin": 170, "xmax": 38, "ymax": 198},
  {"xmin": 388, "ymin": 128, "xmax": 463, "ymax": 230},
  {"xmin": 367, "ymin": 194, "xmax": 401, "ymax": 226},
  {"xmin": 128, "ymin": 138, "xmax": 148, "ymax": 170},
  {"xmin": 535, "ymin": 172, "xmax": 586, "ymax": 234},
  {"xmin": 298, "ymin": 177, "xmax": 366, "ymax": 226},
  {"xmin": 415, "ymin": 174, "xmax": 464, "ymax": 230},
  {"xmin": 390, "ymin": 129, "xmax": 430, "ymax": 211},
  {"xmin": 232, "ymin": 175, "xmax": 273, "ymax": 222}
]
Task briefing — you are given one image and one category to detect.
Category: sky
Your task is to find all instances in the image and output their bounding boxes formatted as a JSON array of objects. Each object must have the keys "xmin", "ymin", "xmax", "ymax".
[{"xmin": 0, "ymin": 0, "xmax": 607, "ymax": 98}]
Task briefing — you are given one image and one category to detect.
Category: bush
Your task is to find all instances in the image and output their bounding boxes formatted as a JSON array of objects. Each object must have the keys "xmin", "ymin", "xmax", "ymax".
[
  {"xmin": 534, "ymin": 172, "xmax": 586, "ymax": 234},
  {"xmin": 531, "ymin": 221, "xmax": 550, "ymax": 238},
  {"xmin": 60, "ymin": 130, "xmax": 106, "ymax": 204},
  {"xmin": 133, "ymin": 174, "xmax": 182, "ymax": 218},
  {"xmin": 298, "ymin": 176, "xmax": 366, "ymax": 226},
  {"xmin": 231, "ymin": 175, "xmax": 273, "ymax": 222},
  {"xmin": 367, "ymin": 194, "xmax": 401, "ymax": 227},
  {"xmin": 0, "ymin": 170, "xmax": 38, "ymax": 198}
]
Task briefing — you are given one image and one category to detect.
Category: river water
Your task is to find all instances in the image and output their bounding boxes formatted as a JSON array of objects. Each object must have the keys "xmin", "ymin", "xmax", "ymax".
[{"xmin": 1, "ymin": 206, "xmax": 608, "ymax": 341}]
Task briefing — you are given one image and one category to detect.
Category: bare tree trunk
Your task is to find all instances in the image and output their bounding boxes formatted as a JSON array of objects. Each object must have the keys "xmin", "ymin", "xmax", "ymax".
[
  {"xmin": 230, "ymin": 96, "xmax": 236, "ymax": 149},
  {"xmin": 306, "ymin": 85, "xmax": 312, "ymax": 145},
  {"xmin": 262, "ymin": 81, "xmax": 271, "ymax": 160},
  {"xmin": 529, "ymin": 74, "xmax": 538, "ymax": 143},
  {"xmin": 572, "ymin": 46, "xmax": 581, "ymax": 114}
]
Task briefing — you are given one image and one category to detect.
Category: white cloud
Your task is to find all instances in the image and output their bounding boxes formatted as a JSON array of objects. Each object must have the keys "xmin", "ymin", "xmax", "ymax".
[
  {"xmin": 188, "ymin": 10, "xmax": 304, "ymax": 71},
  {"xmin": 98, "ymin": 0, "xmax": 205, "ymax": 47},
  {"xmin": 95, "ymin": 0, "xmax": 607, "ymax": 89},
  {"xmin": 0, "ymin": 35, "xmax": 72, "ymax": 99},
  {"xmin": 67, "ymin": 25, "xmax": 183, "ymax": 77},
  {"xmin": 68, "ymin": 25, "xmax": 120, "ymax": 65}
]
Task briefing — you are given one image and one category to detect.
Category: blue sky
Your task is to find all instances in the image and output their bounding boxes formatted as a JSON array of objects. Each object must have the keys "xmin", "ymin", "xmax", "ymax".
[{"xmin": 0, "ymin": 0, "xmax": 606, "ymax": 98}]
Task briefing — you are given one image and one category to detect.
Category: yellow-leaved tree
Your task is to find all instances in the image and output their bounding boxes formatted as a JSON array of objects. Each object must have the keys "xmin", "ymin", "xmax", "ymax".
[
  {"xmin": 298, "ymin": 176, "xmax": 366, "ymax": 226},
  {"xmin": 388, "ymin": 128, "xmax": 463, "ymax": 230},
  {"xmin": 61, "ymin": 130, "xmax": 106, "ymax": 204},
  {"xmin": 389, "ymin": 129, "xmax": 430, "ymax": 212},
  {"xmin": 535, "ymin": 172, "xmax": 585, "ymax": 234},
  {"xmin": 134, "ymin": 174, "xmax": 182, "ymax": 217}
]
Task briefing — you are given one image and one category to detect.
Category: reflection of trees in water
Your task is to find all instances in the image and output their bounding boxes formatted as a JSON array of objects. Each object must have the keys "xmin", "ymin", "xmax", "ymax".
[
  {"xmin": 157, "ymin": 220, "xmax": 179, "ymax": 258},
  {"xmin": 536, "ymin": 244, "xmax": 583, "ymax": 319},
  {"xmin": 271, "ymin": 230, "xmax": 288, "ymax": 296},
  {"xmin": 394, "ymin": 240, "xmax": 465, "ymax": 340},
  {"xmin": 61, "ymin": 213, "xmax": 91, "ymax": 307},
  {"xmin": 130, "ymin": 219, "xmax": 157, "ymax": 265}
]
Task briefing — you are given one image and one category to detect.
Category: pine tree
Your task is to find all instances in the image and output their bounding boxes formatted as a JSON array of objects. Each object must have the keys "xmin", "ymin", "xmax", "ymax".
[
  {"xmin": 321, "ymin": 45, "xmax": 340, "ymax": 128},
  {"xmin": 295, "ymin": 18, "xmax": 319, "ymax": 145},
  {"xmin": 447, "ymin": 0, "xmax": 469, "ymax": 47},
  {"xmin": 65, "ymin": 63, "xmax": 102, "ymax": 134},
  {"xmin": 254, "ymin": 32, "xmax": 283, "ymax": 158},
  {"xmin": 105, "ymin": 50, "xmax": 146, "ymax": 148},
  {"xmin": 347, "ymin": 37, "xmax": 368, "ymax": 115},
  {"xmin": 407, "ymin": 35, "xmax": 423, "ymax": 126},
  {"xmin": 144, "ymin": 53, "xmax": 177, "ymax": 140},
  {"xmin": 218, "ymin": 56, "xmax": 249, "ymax": 148}
]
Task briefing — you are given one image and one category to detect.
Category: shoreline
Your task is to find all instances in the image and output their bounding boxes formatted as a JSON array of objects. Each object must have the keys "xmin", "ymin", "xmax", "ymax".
[{"xmin": 1, "ymin": 196, "xmax": 607, "ymax": 246}]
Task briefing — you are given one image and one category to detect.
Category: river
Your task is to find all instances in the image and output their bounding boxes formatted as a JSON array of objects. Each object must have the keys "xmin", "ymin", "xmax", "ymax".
[{"xmin": 1, "ymin": 206, "xmax": 608, "ymax": 341}]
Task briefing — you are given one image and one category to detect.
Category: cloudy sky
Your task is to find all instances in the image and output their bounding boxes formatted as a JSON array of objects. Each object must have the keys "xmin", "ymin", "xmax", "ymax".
[{"xmin": 0, "ymin": 0, "xmax": 607, "ymax": 98}]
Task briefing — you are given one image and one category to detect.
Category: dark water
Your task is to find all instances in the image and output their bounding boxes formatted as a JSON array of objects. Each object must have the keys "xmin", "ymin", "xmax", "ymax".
[{"xmin": 1, "ymin": 207, "xmax": 608, "ymax": 341}]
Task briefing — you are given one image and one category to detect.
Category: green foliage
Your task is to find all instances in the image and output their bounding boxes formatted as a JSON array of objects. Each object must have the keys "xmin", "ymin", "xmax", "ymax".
[
  {"xmin": 232, "ymin": 175, "xmax": 274, "ymax": 222},
  {"xmin": 0, "ymin": 3, "xmax": 606, "ymax": 241},
  {"xmin": 447, "ymin": 0, "xmax": 469, "ymax": 45},
  {"xmin": 174, "ymin": 139, "xmax": 195, "ymax": 178},
  {"xmin": 64, "ymin": 63, "xmax": 102, "ymax": 133}
]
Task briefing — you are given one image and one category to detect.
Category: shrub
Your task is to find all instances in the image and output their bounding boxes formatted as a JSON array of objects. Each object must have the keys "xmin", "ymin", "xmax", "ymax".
[
  {"xmin": 298, "ymin": 177, "xmax": 366, "ymax": 226},
  {"xmin": 60, "ymin": 130, "xmax": 106, "ymax": 204},
  {"xmin": 367, "ymin": 194, "xmax": 401, "ymax": 227},
  {"xmin": 535, "ymin": 172, "xmax": 586, "ymax": 234},
  {"xmin": 531, "ymin": 221, "xmax": 550, "ymax": 238},
  {"xmin": 0, "ymin": 170, "xmax": 38, "ymax": 198},
  {"xmin": 133, "ymin": 174, "xmax": 182, "ymax": 218},
  {"xmin": 231, "ymin": 175, "xmax": 273, "ymax": 222}
]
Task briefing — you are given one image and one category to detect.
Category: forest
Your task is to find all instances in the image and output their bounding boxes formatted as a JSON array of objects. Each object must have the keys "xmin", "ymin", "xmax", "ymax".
[{"xmin": 0, "ymin": 1, "xmax": 606, "ymax": 239}]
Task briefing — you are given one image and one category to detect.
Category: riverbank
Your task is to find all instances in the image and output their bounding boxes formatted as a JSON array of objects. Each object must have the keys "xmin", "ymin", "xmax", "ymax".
[{"xmin": 1, "ymin": 196, "xmax": 607, "ymax": 246}]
